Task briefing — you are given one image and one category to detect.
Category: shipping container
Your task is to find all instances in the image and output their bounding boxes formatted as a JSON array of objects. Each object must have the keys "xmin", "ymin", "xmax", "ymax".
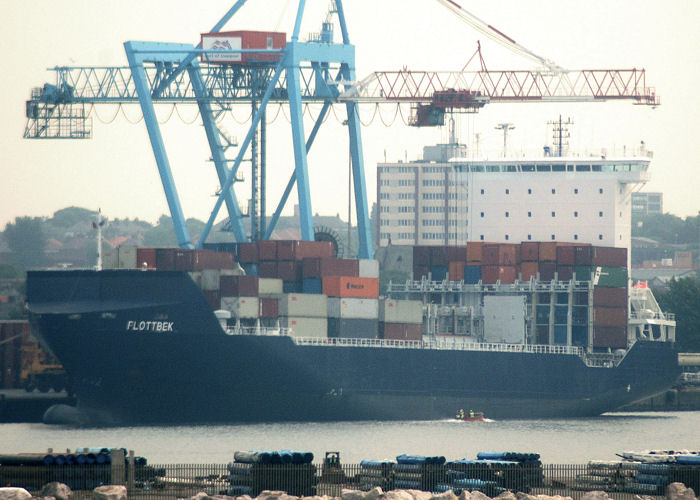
[
  {"xmin": 302, "ymin": 258, "xmax": 358, "ymax": 279},
  {"xmin": 242, "ymin": 263, "xmax": 258, "ymax": 276},
  {"xmin": 258, "ymin": 240, "xmax": 277, "ymax": 261},
  {"xmin": 539, "ymin": 262, "xmax": 556, "ymax": 281},
  {"xmin": 102, "ymin": 248, "xmax": 117, "ymax": 269},
  {"xmin": 557, "ymin": 265, "xmax": 574, "ymax": 281},
  {"xmin": 538, "ymin": 242, "xmax": 557, "ymax": 262},
  {"xmin": 276, "ymin": 240, "xmax": 298, "ymax": 260},
  {"xmin": 174, "ymin": 249, "xmax": 194, "ymax": 270},
  {"xmin": 498, "ymin": 243, "xmax": 520, "ymax": 266},
  {"xmin": 277, "ymin": 260, "xmax": 301, "ymax": 282},
  {"xmin": 463, "ymin": 265, "xmax": 482, "ymax": 284},
  {"xmin": 575, "ymin": 265, "xmax": 594, "ymax": 281},
  {"xmin": 556, "ymin": 246, "xmax": 575, "ymax": 265},
  {"xmin": 118, "ymin": 245, "xmax": 138, "ymax": 269},
  {"xmin": 413, "ymin": 265, "xmax": 429, "ymax": 281},
  {"xmin": 447, "ymin": 246, "xmax": 467, "ymax": 263},
  {"xmin": 156, "ymin": 248, "xmax": 177, "ymax": 271},
  {"xmin": 327, "ymin": 298, "xmax": 378, "ymax": 319},
  {"xmin": 281, "ymin": 316, "xmax": 327, "ymax": 338},
  {"xmin": 413, "ymin": 246, "xmax": 431, "ymax": 266},
  {"xmin": 277, "ymin": 293, "xmax": 328, "ymax": 317},
  {"xmin": 593, "ymin": 286, "xmax": 627, "ymax": 308},
  {"xmin": 358, "ymin": 259, "xmax": 380, "ymax": 278},
  {"xmin": 374, "ymin": 245, "xmax": 413, "ymax": 275},
  {"xmin": 466, "ymin": 242, "xmax": 484, "ymax": 264},
  {"xmin": 296, "ymin": 241, "xmax": 334, "ymax": 259},
  {"xmin": 482, "ymin": 244, "xmax": 499, "ymax": 265},
  {"xmin": 593, "ymin": 246, "xmax": 627, "ymax": 267},
  {"xmin": 448, "ymin": 261, "xmax": 464, "ymax": 281},
  {"xmin": 258, "ymin": 278, "xmax": 283, "ymax": 295},
  {"xmin": 237, "ymin": 242, "xmax": 259, "ymax": 264},
  {"xmin": 481, "ymin": 265, "xmax": 517, "ymax": 284},
  {"xmin": 380, "ymin": 322, "xmax": 423, "ymax": 341},
  {"xmin": 322, "ymin": 276, "xmax": 379, "ymax": 298},
  {"xmin": 520, "ymin": 242, "xmax": 539, "ymax": 262},
  {"xmin": 192, "ymin": 249, "xmax": 235, "ymax": 270},
  {"xmin": 201, "ymin": 30, "xmax": 286, "ymax": 65},
  {"xmin": 430, "ymin": 265, "xmax": 448, "ymax": 282},
  {"xmin": 258, "ymin": 261, "xmax": 278, "ymax": 278},
  {"xmin": 302, "ymin": 278, "xmax": 322, "ymax": 294},
  {"xmin": 283, "ymin": 281, "xmax": 301, "ymax": 293},
  {"xmin": 595, "ymin": 266, "xmax": 628, "ymax": 288},
  {"xmin": 593, "ymin": 306, "xmax": 627, "ymax": 327},
  {"xmin": 429, "ymin": 246, "xmax": 449, "ymax": 266},
  {"xmin": 574, "ymin": 245, "xmax": 594, "ymax": 266},
  {"xmin": 220, "ymin": 296, "xmax": 259, "ymax": 319},
  {"xmin": 136, "ymin": 248, "xmax": 157, "ymax": 270},
  {"xmin": 201, "ymin": 269, "xmax": 220, "ymax": 291},
  {"xmin": 260, "ymin": 297, "xmax": 279, "ymax": 318},
  {"xmin": 379, "ymin": 299, "xmax": 423, "ymax": 324},
  {"xmin": 220, "ymin": 275, "xmax": 259, "ymax": 296},
  {"xmin": 327, "ymin": 318, "xmax": 378, "ymax": 339},
  {"xmin": 593, "ymin": 326, "xmax": 627, "ymax": 348},
  {"xmin": 520, "ymin": 261, "xmax": 539, "ymax": 281}
]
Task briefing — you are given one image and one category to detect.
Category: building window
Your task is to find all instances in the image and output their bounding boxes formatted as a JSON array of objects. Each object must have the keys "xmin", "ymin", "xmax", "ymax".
[
  {"xmin": 574, "ymin": 211, "xmax": 578, "ymax": 217},
  {"xmin": 528, "ymin": 188, "xmax": 532, "ymax": 194},
  {"xmin": 574, "ymin": 188, "xmax": 579, "ymax": 194},
  {"xmin": 551, "ymin": 234, "xmax": 556, "ymax": 240},
  {"xmin": 480, "ymin": 189, "xmax": 485, "ymax": 195},
  {"xmin": 552, "ymin": 211, "xmax": 556, "ymax": 217},
  {"xmin": 599, "ymin": 188, "xmax": 604, "ymax": 194},
  {"xmin": 480, "ymin": 235, "xmax": 484, "ymax": 240},
  {"xmin": 480, "ymin": 212, "xmax": 484, "ymax": 218},
  {"xmin": 505, "ymin": 212, "xmax": 509, "ymax": 218},
  {"xmin": 527, "ymin": 234, "xmax": 532, "ymax": 240},
  {"xmin": 599, "ymin": 234, "xmax": 603, "ymax": 240},
  {"xmin": 552, "ymin": 188, "xmax": 556, "ymax": 194},
  {"xmin": 505, "ymin": 189, "xmax": 510, "ymax": 194},
  {"xmin": 574, "ymin": 234, "xmax": 578, "ymax": 240},
  {"xmin": 505, "ymin": 234, "xmax": 509, "ymax": 240},
  {"xmin": 528, "ymin": 211, "xmax": 532, "ymax": 217},
  {"xmin": 599, "ymin": 211, "xmax": 603, "ymax": 217}
]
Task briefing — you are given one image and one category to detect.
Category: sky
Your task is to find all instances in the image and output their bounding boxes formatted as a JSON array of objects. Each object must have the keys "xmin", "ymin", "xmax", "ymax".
[{"xmin": 2, "ymin": 0, "xmax": 700, "ymax": 231}]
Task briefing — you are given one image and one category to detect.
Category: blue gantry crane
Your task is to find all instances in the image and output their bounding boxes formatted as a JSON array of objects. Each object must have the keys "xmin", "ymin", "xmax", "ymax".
[{"xmin": 24, "ymin": 0, "xmax": 374, "ymax": 259}]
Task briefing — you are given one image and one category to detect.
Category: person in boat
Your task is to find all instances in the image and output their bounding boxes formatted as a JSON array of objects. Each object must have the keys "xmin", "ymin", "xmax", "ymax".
[
  {"xmin": 457, "ymin": 408, "xmax": 465, "ymax": 419},
  {"xmin": 469, "ymin": 409, "xmax": 475, "ymax": 418}
]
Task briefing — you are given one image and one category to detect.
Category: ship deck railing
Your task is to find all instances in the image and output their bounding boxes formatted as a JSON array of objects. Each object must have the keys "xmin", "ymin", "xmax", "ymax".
[{"xmin": 386, "ymin": 278, "xmax": 592, "ymax": 294}]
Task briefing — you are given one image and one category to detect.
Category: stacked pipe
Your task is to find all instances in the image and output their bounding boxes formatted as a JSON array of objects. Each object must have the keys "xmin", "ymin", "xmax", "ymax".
[
  {"xmin": 227, "ymin": 450, "xmax": 315, "ymax": 497},
  {"xmin": 358, "ymin": 460, "xmax": 394, "ymax": 491},
  {"xmin": 394, "ymin": 454, "xmax": 446, "ymax": 492},
  {"xmin": 437, "ymin": 452, "xmax": 542, "ymax": 495}
]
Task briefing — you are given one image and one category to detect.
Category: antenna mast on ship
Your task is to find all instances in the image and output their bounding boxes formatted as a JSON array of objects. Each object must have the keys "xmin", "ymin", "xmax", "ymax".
[{"xmin": 92, "ymin": 210, "xmax": 106, "ymax": 271}]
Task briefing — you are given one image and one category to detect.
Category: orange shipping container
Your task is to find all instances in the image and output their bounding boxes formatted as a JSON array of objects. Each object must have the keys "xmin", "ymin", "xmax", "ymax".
[
  {"xmin": 498, "ymin": 243, "xmax": 520, "ymax": 266},
  {"xmin": 520, "ymin": 261, "xmax": 539, "ymax": 281},
  {"xmin": 449, "ymin": 261, "xmax": 464, "ymax": 281},
  {"xmin": 538, "ymin": 242, "xmax": 557, "ymax": 262},
  {"xmin": 466, "ymin": 242, "xmax": 484, "ymax": 263},
  {"xmin": 322, "ymin": 276, "xmax": 379, "ymax": 298}
]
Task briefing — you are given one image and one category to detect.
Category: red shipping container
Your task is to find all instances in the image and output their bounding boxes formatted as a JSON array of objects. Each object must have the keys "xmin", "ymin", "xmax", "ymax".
[
  {"xmin": 193, "ymin": 249, "xmax": 236, "ymax": 270},
  {"xmin": 539, "ymin": 262, "xmax": 556, "ymax": 281},
  {"xmin": 237, "ymin": 242, "xmax": 259, "ymax": 264},
  {"xmin": 277, "ymin": 260, "xmax": 301, "ymax": 282},
  {"xmin": 258, "ymin": 240, "xmax": 278, "ymax": 261},
  {"xmin": 323, "ymin": 258, "xmax": 359, "ymax": 277},
  {"xmin": 482, "ymin": 244, "xmax": 499, "ymax": 265},
  {"xmin": 498, "ymin": 243, "xmax": 520, "ymax": 266},
  {"xmin": 258, "ymin": 261, "xmax": 278, "ymax": 278},
  {"xmin": 556, "ymin": 246, "xmax": 576, "ymax": 265},
  {"xmin": 447, "ymin": 246, "xmax": 467, "ymax": 263},
  {"xmin": 413, "ymin": 246, "xmax": 431, "ymax": 266},
  {"xmin": 220, "ymin": 275, "xmax": 259, "ymax": 296},
  {"xmin": 201, "ymin": 31, "xmax": 286, "ymax": 65},
  {"xmin": 202, "ymin": 290, "xmax": 221, "ymax": 311},
  {"xmin": 276, "ymin": 240, "xmax": 298, "ymax": 260},
  {"xmin": 557, "ymin": 265, "xmax": 574, "ymax": 281},
  {"xmin": 538, "ymin": 242, "xmax": 557, "ymax": 262},
  {"xmin": 593, "ymin": 287, "xmax": 628, "ymax": 308},
  {"xmin": 520, "ymin": 261, "xmax": 539, "ymax": 281},
  {"xmin": 429, "ymin": 246, "xmax": 449, "ymax": 266},
  {"xmin": 260, "ymin": 297, "xmax": 279, "ymax": 318},
  {"xmin": 593, "ymin": 306, "xmax": 628, "ymax": 327},
  {"xmin": 156, "ymin": 248, "xmax": 177, "ymax": 270},
  {"xmin": 481, "ymin": 265, "xmax": 516, "ymax": 284},
  {"xmin": 574, "ymin": 245, "xmax": 594, "ymax": 266},
  {"xmin": 136, "ymin": 248, "xmax": 157, "ymax": 270},
  {"xmin": 302, "ymin": 258, "xmax": 322, "ymax": 279},
  {"xmin": 296, "ymin": 241, "xmax": 334, "ymax": 259},
  {"xmin": 593, "ymin": 326, "xmax": 627, "ymax": 348},
  {"xmin": 413, "ymin": 265, "xmax": 429, "ymax": 280},
  {"xmin": 174, "ymin": 249, "xmax": 195, "ymax": 270},
  {"xmin": 381, "ymin": 322, "xmax": 422, "ymax": 340},
  {"xmin": 449, "ymin": 261, "xmax": 464, "ymax": 281},
  {"xmin": 520, "ymin": 242, "xmax": 539, "ymax": 262},
  {"xmin": 322, "ymin": 276, "xmax": 379, "ymax": 298},
  {"xmin": 466, "ymin": 242, "xmax": 485, "ymax": 263},
  {"xmin": 593, "ymin": 246, "xmax": 627, "ymax": 267}
]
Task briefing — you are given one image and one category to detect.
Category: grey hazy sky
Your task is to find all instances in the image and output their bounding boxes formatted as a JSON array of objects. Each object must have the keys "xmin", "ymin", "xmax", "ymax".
[{"xmin": 2, "ymin": 0, "xmax": 699, "ymax": 229}]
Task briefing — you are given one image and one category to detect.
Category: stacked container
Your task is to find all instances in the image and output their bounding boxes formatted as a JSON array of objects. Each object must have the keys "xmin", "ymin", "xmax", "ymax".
[{"xmin": 378, "ymin": 299, "xmax": 423, "ymax": 340}]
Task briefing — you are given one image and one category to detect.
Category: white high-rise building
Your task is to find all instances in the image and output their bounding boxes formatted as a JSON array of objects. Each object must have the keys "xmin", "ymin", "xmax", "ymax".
[{"xmin": 376, "ymin": 143, "xmax": 651, "ymax": 256}]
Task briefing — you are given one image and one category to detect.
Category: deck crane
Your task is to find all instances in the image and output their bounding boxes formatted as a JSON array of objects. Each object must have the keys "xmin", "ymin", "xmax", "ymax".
[{"xmin": 23, "ymin": 1, "xmax": 659, "ymax": 257}]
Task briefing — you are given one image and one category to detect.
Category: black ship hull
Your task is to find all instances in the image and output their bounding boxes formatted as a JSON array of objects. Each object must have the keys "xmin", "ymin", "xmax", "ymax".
[{"xmin": 26, "ymin": 270, "xmax": 681, "ymax": 425}]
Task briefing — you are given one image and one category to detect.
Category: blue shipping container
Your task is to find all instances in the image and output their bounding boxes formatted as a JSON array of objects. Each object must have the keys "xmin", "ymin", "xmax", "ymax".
[
  {"xmin": 282, "ymin": 281, "xmax": 301, "ymax": 293},
  {"xmin": 302, "ymin": 278, "xmax": 323, "ymax": 294},
  {"xmin": 430, "ymin": 265, "xmax": 448, "ymax": 282},
  {"xmin": 242, "ymin": 263, "xmax": 258, "ymax": 276},
  {"xmin": 463, "ymin": 265, "xmax": 481, "ymax": 284}
]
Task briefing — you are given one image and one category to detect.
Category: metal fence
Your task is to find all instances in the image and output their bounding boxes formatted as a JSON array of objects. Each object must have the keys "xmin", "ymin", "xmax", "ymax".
[{"xmin": 1, "ymin": 462, "xmax": 698, "ymax": 500}]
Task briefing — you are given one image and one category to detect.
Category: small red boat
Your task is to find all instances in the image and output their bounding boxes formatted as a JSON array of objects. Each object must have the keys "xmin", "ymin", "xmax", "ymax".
[{"xmin": 456, "ymin": 409, "xmax": 485, "ymax": 421}]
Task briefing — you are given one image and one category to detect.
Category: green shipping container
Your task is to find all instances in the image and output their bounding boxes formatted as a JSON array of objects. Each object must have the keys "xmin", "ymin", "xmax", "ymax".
[{"xmin": 595, "ymin": 266, "xmax": 628, "ymax": 288}]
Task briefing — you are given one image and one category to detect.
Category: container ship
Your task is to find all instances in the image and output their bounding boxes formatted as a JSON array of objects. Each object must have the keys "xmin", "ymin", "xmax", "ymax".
[{"xmin": 26, "ymin": 153, "xmax": 680, "ymax": 425}]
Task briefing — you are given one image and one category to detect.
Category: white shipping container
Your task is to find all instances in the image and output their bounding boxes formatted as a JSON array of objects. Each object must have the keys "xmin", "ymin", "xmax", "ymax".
[
  {"xmin": 221, "ymin": 296, "xmax": 259, "ymax": 319},
  {"xmin": 220, "ymin": 267, "xmax": 245, "ymax": 276},
  {"xmin": 201, "ymin": 269, "xmax": 220, "ymax": 291},
  {"xmin": 277, "ymin": 293, "xmax": 327, "ymax": 318},
  {"xmin": 281, "ymin": 316, "xmax": 327, "ymax": 338},
  {"xmin": 358, "ymin": 259, "xmax": 380, "ymax": 278},
  {"xmin": 327, "ymin": 298, "xmax": 379, "ymax": 319},
  {"xmin": 102, "ymin": 249, "xmax": 117, "ymax": 269},
  {"xmin": 258, "ymin": 278, "xmax": 283, "ymax": 295},
  {"xmin": 118, "ymin": 246, "xmax": 138, "ymax": 269},
  {"xmin": 379, "ymin": 299, "xmax": 423, "ymax": 324}
]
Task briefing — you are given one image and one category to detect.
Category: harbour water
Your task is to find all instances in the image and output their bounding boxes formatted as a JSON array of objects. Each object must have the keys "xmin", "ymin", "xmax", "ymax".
[{"xmin": 3, "ymin": 411, "xmax": 699, "ymax": 464}]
